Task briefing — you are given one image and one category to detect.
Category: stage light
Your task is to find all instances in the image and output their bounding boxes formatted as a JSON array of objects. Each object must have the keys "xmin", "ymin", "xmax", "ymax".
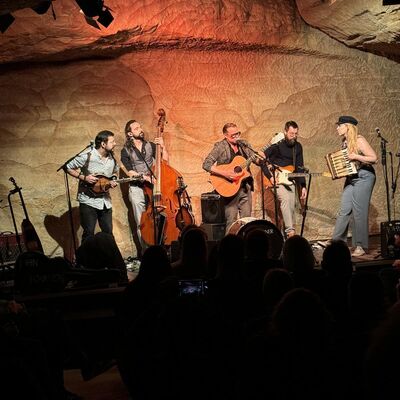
[
  {"xmin": 75, "ymin": 0, "xmax": 114, "ymax": 29},
  {"xmin": 0, "ymin": 13, "xmax": 15, "ymax": 33}
]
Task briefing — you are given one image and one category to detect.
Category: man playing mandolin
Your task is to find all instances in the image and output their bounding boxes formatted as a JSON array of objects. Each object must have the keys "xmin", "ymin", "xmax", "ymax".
[
  {"xmin": 203, "ymin": 123, "xmax": 257, "ymax": 233},
  {"xmin": 66, "ymin": 130, "xmax": 119, "ymax": 242},
  {"xmin": 262, "ymin": 121, "xmax": 307, "ymax": 238}
]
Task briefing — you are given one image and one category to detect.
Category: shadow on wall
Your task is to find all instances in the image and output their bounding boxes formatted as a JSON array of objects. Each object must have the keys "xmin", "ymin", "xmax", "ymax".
[{"xmin": 44, "ymin": 208, "xmax": 80, "ymax": 262}]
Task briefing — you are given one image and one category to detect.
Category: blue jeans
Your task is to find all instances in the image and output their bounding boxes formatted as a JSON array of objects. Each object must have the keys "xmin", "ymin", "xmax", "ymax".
[
  {"xmin": 332, "ymin": 168, "xmax": 375, "ymax": 249},
  {"xmin": 79, "ymin": 203, "xmax": 113, "ymax": 243}
]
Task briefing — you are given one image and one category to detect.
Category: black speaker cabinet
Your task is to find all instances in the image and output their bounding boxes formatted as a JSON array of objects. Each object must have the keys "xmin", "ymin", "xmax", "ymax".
[
  {"xmin": 201, "ymin": 192, "xmax": 225, "ymax": 224},
  {"xmin": 200, "ymin": 223, "xmax": 226, "ymax": 241},
  {"xmin": 380, "ymin": 220, "xmax": 400, "ymax": 258}
]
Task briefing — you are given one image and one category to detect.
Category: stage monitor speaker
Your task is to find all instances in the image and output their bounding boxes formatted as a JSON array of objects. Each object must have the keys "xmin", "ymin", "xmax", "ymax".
[
  {"xmin": 200, "ymin": 223, "xmax": 226, "ymax": 241},
  {"xmin": 380, "ymin": 220, "xmax": 400, "ymax": 258},
  {"xmin": 201, "ymin": 192, "xmax": 225, "ymax": 224}
]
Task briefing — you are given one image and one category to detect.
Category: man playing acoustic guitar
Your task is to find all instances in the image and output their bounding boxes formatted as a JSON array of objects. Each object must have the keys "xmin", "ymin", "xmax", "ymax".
[
  {"xmin": 262, "ymin": 121, "xmax": 307, "ymax": 238},
  {"xmin": 66, "ymin": 130, "xmax": 119, "ymax": 243},
  {"xmin": 203, "ymin": 123, "xmax": 258, "ymax": 233}
]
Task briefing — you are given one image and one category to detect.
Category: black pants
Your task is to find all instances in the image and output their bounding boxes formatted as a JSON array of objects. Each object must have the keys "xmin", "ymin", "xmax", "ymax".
[{"xmin": 79, "ymin": 203, "xmax": 113, "ymax": 242}]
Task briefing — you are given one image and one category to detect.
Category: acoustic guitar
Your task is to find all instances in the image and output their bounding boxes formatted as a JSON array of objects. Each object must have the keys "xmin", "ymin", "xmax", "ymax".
[
  {"xmin": 9, "ymin": 177, "xmax": 44, "ymax": 253},
  {"xmin": 264, "ymin": 165, "xmax": 331, "ymax": 187},
  {"xmin": 209, "ymin": 156, "xmax": 253, "ymax": 198},
  {"xmin": 209, "ymin": 133, "xmax": 285, "ymax": 198},
  {"xmin": 84, "ymin": 174, "xmax": 144, "ymax": 195}
]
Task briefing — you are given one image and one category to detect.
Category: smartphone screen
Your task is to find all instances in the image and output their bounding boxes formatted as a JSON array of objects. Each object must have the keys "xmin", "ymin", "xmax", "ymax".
[{"xmin": 178, "ymin": 279, "xmax": 208, "ymax": 296}]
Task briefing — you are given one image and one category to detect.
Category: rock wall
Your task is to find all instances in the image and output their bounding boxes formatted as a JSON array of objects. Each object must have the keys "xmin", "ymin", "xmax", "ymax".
[{"xmin": 0, "ymin": 0, "xmax": 399, "ymax": 258}]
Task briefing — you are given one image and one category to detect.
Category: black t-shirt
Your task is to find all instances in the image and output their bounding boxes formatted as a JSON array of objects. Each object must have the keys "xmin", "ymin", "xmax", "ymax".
[{"xmin": 263, "ymin": 140, "xmax": 306, "ymax": 187}]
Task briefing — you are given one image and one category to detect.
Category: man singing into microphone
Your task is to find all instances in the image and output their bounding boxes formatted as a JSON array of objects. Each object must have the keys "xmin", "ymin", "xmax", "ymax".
[
  {"xmin": 203, "ymin": 122, "xmax": 258, "ymax": 233},
  {"xmin": 120, "ymin": 119, "xmax": 168, "ymax": 255},
  {"xmin": 262, "ymin": 120, "xmax": 307, "ymax": 238}
]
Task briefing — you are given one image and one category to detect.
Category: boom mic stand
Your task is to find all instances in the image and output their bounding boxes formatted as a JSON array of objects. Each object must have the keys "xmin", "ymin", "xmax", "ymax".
[
  {"xmin": 393, "ymin": 151, "xmax": 400, "ymax": 216},
  {"xmin": 237, "ymin": 141, "xmax": 271, "ymax": 222},
  {"xmin": 376, "ymin": 128, "xmax": 391, "ymax": 221},
  {"xmin": 57, "ymin": 141, "xmax": 94, "ymax": 259}
]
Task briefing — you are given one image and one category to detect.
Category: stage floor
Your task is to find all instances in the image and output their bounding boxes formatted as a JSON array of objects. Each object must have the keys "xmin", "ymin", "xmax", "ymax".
[{"xmin": 310, "ymin": 234, "xmax": 395, "ymax": 270}]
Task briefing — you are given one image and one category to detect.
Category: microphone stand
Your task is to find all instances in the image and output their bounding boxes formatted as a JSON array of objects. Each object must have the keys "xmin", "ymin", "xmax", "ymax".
[
  {"xmin": 56, "ymin": 142, "xmax": 94, "ymax": 259},
  {"xmin": 377, "ymin": 130, "xmax": 391, "ymax": 221},
  {"xmin": 237, "ymin": 141, "xmax": 270, "ymax": 221},
  {"xmin": 393, "ymin": 152, "xmax": 400, "ymax": 217},
  {"xmin": 300, "ymin": 173, "xmax": 311, "ymax": 237}
]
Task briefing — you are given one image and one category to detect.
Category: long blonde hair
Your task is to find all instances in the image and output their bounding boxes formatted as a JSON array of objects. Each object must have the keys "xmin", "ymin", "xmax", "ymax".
[{"xmin": 344, "ymin": 123, "xmax": 359, "ymax": 154}]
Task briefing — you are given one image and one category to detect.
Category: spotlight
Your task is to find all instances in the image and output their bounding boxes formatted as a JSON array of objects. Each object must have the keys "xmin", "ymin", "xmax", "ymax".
[
  {"xmin": 75, "ymin": 0, "xmax": 114, "ymax": 28},
  {"xmin": 97, "ymin": 8, "xmax": 113, "ymax": 28},
  {"xmin": 0, "ymin": 13, "xmax": 15, "ymax": 33}
]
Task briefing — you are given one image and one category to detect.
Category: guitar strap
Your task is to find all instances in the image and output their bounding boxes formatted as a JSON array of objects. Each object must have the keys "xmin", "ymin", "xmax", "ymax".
[{"xmin": 78, "ymin": 151, "xmax": 92, "ymax": 195}]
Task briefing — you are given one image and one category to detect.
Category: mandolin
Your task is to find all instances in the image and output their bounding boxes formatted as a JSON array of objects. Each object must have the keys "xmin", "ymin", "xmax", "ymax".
[{"xmin": 84, "ymin": 174, "xmax": 144, "ymax": 195}]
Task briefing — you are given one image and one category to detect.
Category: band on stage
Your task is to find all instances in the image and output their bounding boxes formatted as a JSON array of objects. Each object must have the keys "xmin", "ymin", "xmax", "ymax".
[{"xmin": 64, "ymin": 114, "xmax": 378, "ymax": 258}]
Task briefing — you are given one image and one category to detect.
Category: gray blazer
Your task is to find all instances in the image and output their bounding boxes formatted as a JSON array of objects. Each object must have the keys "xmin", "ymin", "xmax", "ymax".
[{"xmin": 202, "ymin": 139, "xmax": 254, "ymax": 172}]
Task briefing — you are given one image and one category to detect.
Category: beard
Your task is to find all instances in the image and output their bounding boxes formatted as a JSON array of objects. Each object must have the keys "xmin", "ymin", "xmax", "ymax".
[{"xmin": 285, "ymin": 138, "xmax": 296, "ymax": 147}]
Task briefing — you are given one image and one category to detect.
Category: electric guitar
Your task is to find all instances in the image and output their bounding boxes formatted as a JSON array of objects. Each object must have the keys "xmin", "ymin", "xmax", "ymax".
[
  {"xmin": 84, "ymin": 174, "xmax": 144, "ymax": 195},
  {"xmin": 264, "ymin": 165, "xmax": 331, "ymax": 187},
  {"xmin": 209, "ymin": 133, "xmax": 285, "ymax": 198}
]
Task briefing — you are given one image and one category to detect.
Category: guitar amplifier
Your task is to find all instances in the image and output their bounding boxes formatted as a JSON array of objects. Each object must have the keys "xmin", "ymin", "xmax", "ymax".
[
  {"xmin": 201, "ymin": 192, "xmax": 225, "ymax": 224},
  {"xmin": 380, "ymin": 220, "xmax": 400, "ymax": 258},
  {"xmin": 0, "ymin": 232, "xmax": 25, "ymax": 264}
]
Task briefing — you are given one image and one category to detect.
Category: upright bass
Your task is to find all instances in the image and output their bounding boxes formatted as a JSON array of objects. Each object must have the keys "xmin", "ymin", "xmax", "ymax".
[{"xmin": 140, "ymin": 109, "xmax": 194, "ymax": 246}]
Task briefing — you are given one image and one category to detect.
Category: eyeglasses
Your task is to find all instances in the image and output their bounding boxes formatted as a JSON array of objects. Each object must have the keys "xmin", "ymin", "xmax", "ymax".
[{"xmin": 226, "ymin": 131, "xmax": 241, "ymax": 139}]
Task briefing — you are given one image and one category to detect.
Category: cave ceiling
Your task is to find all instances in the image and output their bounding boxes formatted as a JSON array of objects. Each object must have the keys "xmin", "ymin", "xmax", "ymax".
[{"xmin": 0, "ymin": 0, "xmax": 399, "ymax": 65}]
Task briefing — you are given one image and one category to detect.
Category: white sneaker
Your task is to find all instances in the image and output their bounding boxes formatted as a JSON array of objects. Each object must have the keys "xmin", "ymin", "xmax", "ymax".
[
  {"xmin": 352, "ymin": 246, "xmax": 366, "ymax": 257},
  {"xmin": 317, "ymin": 240, "xmax": 331, "ymax": 248}
]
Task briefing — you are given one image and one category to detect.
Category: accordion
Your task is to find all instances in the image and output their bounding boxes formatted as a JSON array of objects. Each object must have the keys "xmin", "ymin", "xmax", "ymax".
[{"xmin": 325, "ymin": 148, "xmax": 358, "ymax": 179}]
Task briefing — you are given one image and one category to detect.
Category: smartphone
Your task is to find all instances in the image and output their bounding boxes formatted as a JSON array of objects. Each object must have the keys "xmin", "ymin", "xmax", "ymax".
[{"xmin": 178, "ymin": 279, "xmax": 208, "ymax": 296}]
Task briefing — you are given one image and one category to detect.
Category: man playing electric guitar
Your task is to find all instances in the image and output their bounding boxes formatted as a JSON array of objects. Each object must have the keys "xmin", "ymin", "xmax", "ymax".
[
  {"xmin": 262, "ymin": 121, "xmax": 307, "ymax": 238},
  {"xmin": 66, "ymin": 130, "xmax": 119, "ymax": 243},
  {"xmin": 203, "ymin": 123, "xmax": 258, "ymax": 233}
]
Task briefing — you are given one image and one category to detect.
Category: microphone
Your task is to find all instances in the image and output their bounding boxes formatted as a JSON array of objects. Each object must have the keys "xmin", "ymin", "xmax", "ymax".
[
  {"xmin": 375, "ymin": 127, "xmax": 380, "ymax": 135},
  {"xmin": 237, "ymin": 141, "xmax": 265, "ymax": 161}
]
